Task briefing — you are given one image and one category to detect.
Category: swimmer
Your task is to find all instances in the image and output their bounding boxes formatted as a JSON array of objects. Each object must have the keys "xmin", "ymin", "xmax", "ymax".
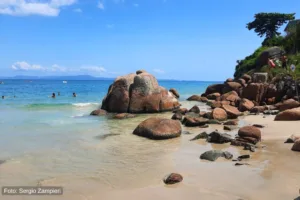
[
  {"xmin": 51, "ymin": 93, "xmax": 56, "ymax": 98},
  {"xmin": 58, "ymin": 92, "xmax": 60, "ymax": 96},
  {"xmin": 73, "ymin": 92, "xmax": 77, "ymax": 97},
  {"xmin": 2, "ymin": 96, "xmax": 4, "ymax": 99}
]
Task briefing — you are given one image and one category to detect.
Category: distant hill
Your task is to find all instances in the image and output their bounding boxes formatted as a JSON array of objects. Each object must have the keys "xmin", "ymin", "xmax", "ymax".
[{"xmin": 0, "ymin": 75, "xmax": 115, "ymax": 81}]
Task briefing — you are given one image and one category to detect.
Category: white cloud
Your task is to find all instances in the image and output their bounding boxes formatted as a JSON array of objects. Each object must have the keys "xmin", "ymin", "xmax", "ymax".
[
  {"xmin": 97, "ymin": 1, "xmax": 104, "ymax": 10},
  {"xmin": 133, "ymin": 3, "xmax": 139, "ymax": 7},
  {"xmin": 73, "ymin": 8, "xmax": 82, "ymax": 13},
  {"xmin": 12, "ymin": 61, "xmax": 44, "ymax": 71},
  {"xmin": 80, "ymin": 66, "xmax": 106, "ymax": 73},
  {"xmin": 153, "ymin": 69, "xmax": 165, "ymax": 74},
  {"xmin": 0, "ymin": 0, "xmax": 76, "ymax": 16}
]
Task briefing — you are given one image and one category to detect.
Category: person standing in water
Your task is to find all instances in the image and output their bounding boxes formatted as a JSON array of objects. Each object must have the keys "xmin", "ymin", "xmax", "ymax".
[
  {"xmin": 2, "ymin": 96, "xmax": 4, "ymax": 99},
  {"xmin": 58, "ymin": 92, "xmax": 60, "ymax": 96},
  {"xmin": 52, "ymin": 93, "xmax": 56, "ymax": 98},
  {"xmin": 73, "ymin": 92, "xmax": 77, "ymax": 97}
]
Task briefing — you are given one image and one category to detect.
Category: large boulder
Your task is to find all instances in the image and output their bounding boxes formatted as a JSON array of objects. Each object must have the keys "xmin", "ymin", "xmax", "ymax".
[
  {"xmin": 222, "ymin": 82, "xmax": 242, "ymax": 94},
  {"xmin": 189, "ymin": 105, "xmax": 200, "ymax": 114},
  {"xmin": 252, "ymin": 73, "xmax": 268, "ymax": 83},
  {"xmin": 101, "ymin": 72, "xmax": 180, "ymax": 113},
  {"xmin": 187, "ymin": 95, "xmax": 202, "ymax": 101},
  {"xmin": 220, "ymin": 91, "xmax": 240, "ymax": 107},
  {"xmin": 222, "ymin": 104, "xmax": 241, "ymax": 119},
  {"xmin": 207, "ymin": 92, "xmax": 221, "ymax": 100},
  {"xmin": 242, "ymin": 83, "xmax": 268, "ymax": 104},
  {"xmin": 274, "ymin": 107, "xmax": 300, "ymax": 121},
  {"xmin": 212, "ymin": 108, "xmax": 227, "ymax": 121},
  {"xmin": 238, "ymin": 126, "xmax": 261, "ymax": 141},
  {"xmin": 205, "ymin": 84, "xmax": 224, "ymax": 95},
  {"xmin": 277, "ymin": 99, "xmax": 300, "ymax": 111},
  {"xmin": 239, "ymin": 98, "xmax": 255, "ymax": 112},
  {"xmin": 133, "ymin": 117, "xmax": 182, "ymax": 140},
  {"xmin": 242, "ymin": 74, "xmax": 251, "ymax": 83}
]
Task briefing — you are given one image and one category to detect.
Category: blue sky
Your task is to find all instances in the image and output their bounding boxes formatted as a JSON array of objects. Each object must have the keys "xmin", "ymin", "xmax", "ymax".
[{"xmin": 0, "ymin": 0, "xmax": 299, "ymax": 81}]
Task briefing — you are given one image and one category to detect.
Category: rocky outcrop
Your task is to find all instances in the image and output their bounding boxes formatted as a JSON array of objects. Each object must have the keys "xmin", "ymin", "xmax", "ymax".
[
  {"xmin": 256, "ymin": 46, "xmax": 285, "ymax": 67},
  {"xmin": 207, "ymin": 92, "xmax": 221, "ymax": 100},
  {"xmin": 242, "ymin": 83, "xmax": 267, "ymax": 104},
  {"xmin": 212, "ymin": 108, "xmax": 227, "ymax": 121},
  {"xmin": 101, "ymin": 71, "xmax": 180, "ymax": 113},
  {"xmin": 222, "ymin": 82, "xmax": 242, "ymax": 94},
  {"xmin": 164, "ymin": 173, "xmax": 183, "ymax": 184},
  {"xmin": 204, "ymin": 84, "xmax": 224, "ymax": 95},
  {"xmin": 274, "ymin": 107, "xmax": 300, "ymax": 121},
  {"xmin": 133, "ymin": 117, "xmax": 182, "ymax": 140},
  {"xmin": 252, "ymin": 73, "xmax": 268, "ymax": 83},
  {"xmin": 90, "ymin": 109, "xmax": 107, "ymax": 116}
]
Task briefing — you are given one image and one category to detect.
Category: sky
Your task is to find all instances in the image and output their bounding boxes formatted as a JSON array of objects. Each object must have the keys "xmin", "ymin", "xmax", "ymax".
[{"xmin": 0, "ymin": 0, "xmax": 299, "ymax": 81}]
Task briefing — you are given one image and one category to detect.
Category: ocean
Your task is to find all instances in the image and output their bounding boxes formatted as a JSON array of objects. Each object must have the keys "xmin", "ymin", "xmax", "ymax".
[{"xmin": 0, "ymin": 79, "xmax": 219, "ymax": 199}]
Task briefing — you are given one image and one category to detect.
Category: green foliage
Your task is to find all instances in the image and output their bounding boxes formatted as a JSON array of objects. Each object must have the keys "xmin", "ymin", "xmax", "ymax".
[
  {"xmin": 262, "ymin": 36, "xmax": 284, "ymax": 47},
  {"xmin": 247, "ymin": 12, "xmax": 295, "ymax": 40},
  {"xmin": 234, "ymin": 46, "xmax": 268, "ymax": 78}
]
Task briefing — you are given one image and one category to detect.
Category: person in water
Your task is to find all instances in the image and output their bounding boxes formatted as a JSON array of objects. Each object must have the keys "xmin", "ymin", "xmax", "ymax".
[
  {"xmin": 2, "ymin": 96, "xmax": 4, "ymax": 99},
  {"xmin": 52, "ymin": 93, "xmax": 56, "ymax": 98},
  {"xmin": 58, "ymin": 92, "xmax": 60, "ymax": 96},
  {"xmin": 73, "ymin": 92, "xmax": 77, "ymax": 97}
]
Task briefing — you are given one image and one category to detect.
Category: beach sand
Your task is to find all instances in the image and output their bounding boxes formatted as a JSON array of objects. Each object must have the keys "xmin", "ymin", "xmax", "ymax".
[{"xmin": 2, "ymin": 111, "xmax": 300, "ymax": 200}]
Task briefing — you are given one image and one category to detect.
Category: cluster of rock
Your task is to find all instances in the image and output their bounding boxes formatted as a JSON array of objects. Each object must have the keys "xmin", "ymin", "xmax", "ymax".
[{"xmin": 187, "ymin": 74, "xmax": 300, "ymax": 121}]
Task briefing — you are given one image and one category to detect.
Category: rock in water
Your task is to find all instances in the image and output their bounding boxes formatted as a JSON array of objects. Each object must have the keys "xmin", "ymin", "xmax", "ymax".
[
  {"xmin": 190, "ymin": 132, "xmax": 208, "ymax": 141},
  {"xmin": 238, "ymin": 126, "xmax": 261, "ymax": 141},
  {"xmin": 207, "ymin": 131, "xmax": 232, "ymax": 144},
  {"xmin": 291, "ymin": 140, "xmax": 300, "ymax": 152},
  {"xmin": 101, "ymin": 72, "xmax": 180, "ymax": 113},
  {"xmin": 133, "ymin": 117, "xmax": 181, "ymax": 140},
  {"xmin": 163, "ymin": 173, "xmax": 183, "ymax": 184},
  {"xmin": 113, "ymin": 113, "xmax": 136, "ymax": 119},
  {"xmin": 275, "ymin": 107, "xmax": 300, "ymax": 121},
  {"xmin": 90, "ymin": 109, "xmax": 107, "ymax": 116},
  {"xmin": 200, "ymin": 150, "xmax": 233, "ymax": 161}
]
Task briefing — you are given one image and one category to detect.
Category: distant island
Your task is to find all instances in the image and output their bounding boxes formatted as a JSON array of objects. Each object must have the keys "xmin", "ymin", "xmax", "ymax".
[{"xmin": 0, "ymin": 75, "xmax": 114, "ymax": 81}]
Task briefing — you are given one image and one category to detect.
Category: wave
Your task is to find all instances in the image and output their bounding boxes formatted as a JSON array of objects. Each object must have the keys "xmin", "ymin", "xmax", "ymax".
[
  {"xmin": 72, "ymin": 103, "xmax": 100, "ymax": 107},
  {"xmin": 25, "ymin": 102, "xmax": 100, "ymax": 109}
]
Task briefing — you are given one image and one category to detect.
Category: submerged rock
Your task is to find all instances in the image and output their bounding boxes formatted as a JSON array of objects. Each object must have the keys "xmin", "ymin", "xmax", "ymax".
[
  {"xmin": 163, "ymin": 173, "xmax": 183, "ymax": 185},
  {"xmin": 95, "ymin": 133, "xmax": 120, "ymax": 140},
  {"xmin": 190, "ymin": 132, "xmax": 208, "ymax": 141},
  {"xmin": 133, "ymin": 117, "xmax": 181, "ymax": 140},
  {"xmin": 90, "ymin": 109, "xmax": 107, "ymax": 116},
  {"xmin": 113, "ymin": 113, "xmax": 136, "ymax": 119},
  {"xmin": 200, "ymin": 150, "xmax": 233, "ymax": 161},
  {"xmin": 206, "ymin": 131, "xmax": 232, "ymax": 144}
]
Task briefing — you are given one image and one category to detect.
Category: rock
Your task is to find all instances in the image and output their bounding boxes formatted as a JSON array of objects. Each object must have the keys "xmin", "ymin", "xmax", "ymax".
[
  {"xmin": 133, "ymin": 117, "xmax": 182, "ymax": 140},
  {"xmin": 211, "ymin": 100, "xmax": 231, "ymax": 109},
  {"xmin": 182, "ymin": 131, "xmax": 193, "ymax": 135},
  {"xmin": 173, "ymin": 108, "xmax": 188, "ymax": 115},
  {"xmin": 199, "ymin": 111, "xmax": 206, "ymax": 117},
  {"xmin": 242, "ymin": 74, "xmax": 252, "ymax": 83},
  {"xmin": 171, "ymin": 113, "xmax": 183, "ymax": 121},
  {"xmin": 207, "ymin": 131, "xmax": 233, "ymax": 144},
  {"xmin": 285, "ymin": 135, "xmax": 300, "ymax": 143},
  {"xmin": 226, "ymin": 78, "xmax": 234, "ymax": 82},
  {"xmin": 199, "ymin": 97, "xmax": 208, "ymax": 102},
  {"xmin": 136, "ymin": 69, "xmax": 147, "ymax": 74},
  {"xmin": 212, "ymin": 108, "xmax": 227, "ymax": 121},
  {"xmin": 169, "ymin": 88, "xmax": 180, "ymax": 99},
  {"xmin": 236, "ymin": 136, "xmax": 259, "ymax": 144},
  {"xmin": 253, "ymin": 124, "xmax": 265, "ymax": 128},
  {"xmin": 207, "ymin": 92, "xmax": 221, "ymax": 100},
  {"xmin": 242, "ymin": 83, "xmax": 268, "ymax": 104},
  {"xmin": 222, "ymin": 104, "xmax": 241, "ymax": 119},
  {"xmin": 90, "ymin": 109, "xmax": 107, "ymax": 116},
  {"xmin": 237, "ymin": 78, "xmax": 246, "ymax": 86},
  {"xmin": 189, "ymin": 105, "xmax": 200, "ymax": 113},
  {"xmin": 222, "ymin": 82, "xmax": 242, "ymax": 94},
  {"xmin": 250, "ymin": 106, "xmax": 267, "ymax": 113},
  {"xmin": 203, "ymin": 112, "xmax": 212, "ymax": 119},
  {"xmin": 205, "ymin": 84, "xmax": 224, "ymax": 95},
  {"xmin": 274, "ymin": 107, "xmax": 300, "ymax": 121},
  {"xmin": 200, "ymin": 150, "xmax": 233, "ymax": 161},
  {"xmin": 183, "ymin": 117, "xmax": 208, "ymax": 127},
  {"xmin": 291, "ymin": 140, "xmax": 300, "ymax": 152},
  {"xmin": 101, "ymin": 72, "xmax": 180, "ymax": 113},
  {"xmin": 237, "ymin": 155, "xmax": 250, "ymax": 160},
  {"xmin": 239, "ymin": 98, "xmax": 255, "ymax": 112},
  {"xmin": 224, "ymin": 125, "xmax": 238, "ymax": 131},
  {"xmin": 252, "ymin": 73, "xmax": 268, "ymax": 83},
  {"xmin": 190, "ymin": 131, "xmax": 208, "ymax": 141},
  {"xmin": 235, "ymin": 163, "xmax": 250, "ymax": 166},
  {"xmin": 257, "ymin": 46, "xmax": 285, "ymax": 66},
  {"xmin": 185, "ymin": 112, "xmax": 200, "ymax": 118},
  {"xmin": 187, "ymin": 95, "xmax": 202, "ymax": 101},
  {"xmin": 207, "ymin": 119, "xmax": 222, "ymax": 124},
  {"xmin": 163, "ymin": 173, "xmax": 183, "ymax": 184},
  {"xmin": 113, "ymin": 113, "xmax": 136, "ymax": 119},
  {"xmin": 244, "ymin": 144, "xmax": 256, "ymax": 152},
  {"xmin": 238, "ymin": 126, "xmax": 261, "ymax": 141},
  {"xmin": 95, "ymin": 133, "xmax": 120, "ymax": 140},
  {"xmin": 200, "ymin": 124, "xmax": 209, "ymax": 128},
  {"xmin": 223, "ymin": 120, "xmax": 238, "ymax": 126},
  {"xmin": 277, "ymin": 99, "xmax": 300, "ymax": 111}
]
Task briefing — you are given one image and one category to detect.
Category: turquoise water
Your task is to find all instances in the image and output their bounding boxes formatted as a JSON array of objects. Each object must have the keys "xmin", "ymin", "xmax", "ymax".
[{"xmin": 0, "ymin": 79, "xmax": 219, "ymax": 197}]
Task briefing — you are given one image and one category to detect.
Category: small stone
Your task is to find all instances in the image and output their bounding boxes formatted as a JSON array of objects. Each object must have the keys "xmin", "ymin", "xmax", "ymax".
[
  {"xmin": 199, "ymin": 124, "xmax": 209, "ymax": 128},
  {"xmin": 163, "ymin": 173, "xmax": 183, "ymax": 184},
  {"xmin": 235, "ymin": 163, "xmax": 250, "ymax": 166},
  {"xmin": 223, "ymin": 125, "xmax": 238, "ymax": 131},
  {"xmin": 253, "ymin": 124, "xmax": 265, "ymax": 128},
  {"xmin": 237, "ymin": 155, "xmax": 250, "ymax": 161}
]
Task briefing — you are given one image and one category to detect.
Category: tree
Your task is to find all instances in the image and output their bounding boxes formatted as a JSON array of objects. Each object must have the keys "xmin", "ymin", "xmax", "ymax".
[{"xmin": 247, "ymin": 12, "xmax": 295, "ymax": 40}]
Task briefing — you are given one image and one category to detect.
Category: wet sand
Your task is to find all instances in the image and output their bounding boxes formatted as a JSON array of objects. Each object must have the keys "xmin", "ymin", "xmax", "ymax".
[{"xmin": 1, "ymin": 106, "xmax": 300, "ymax": 200}]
